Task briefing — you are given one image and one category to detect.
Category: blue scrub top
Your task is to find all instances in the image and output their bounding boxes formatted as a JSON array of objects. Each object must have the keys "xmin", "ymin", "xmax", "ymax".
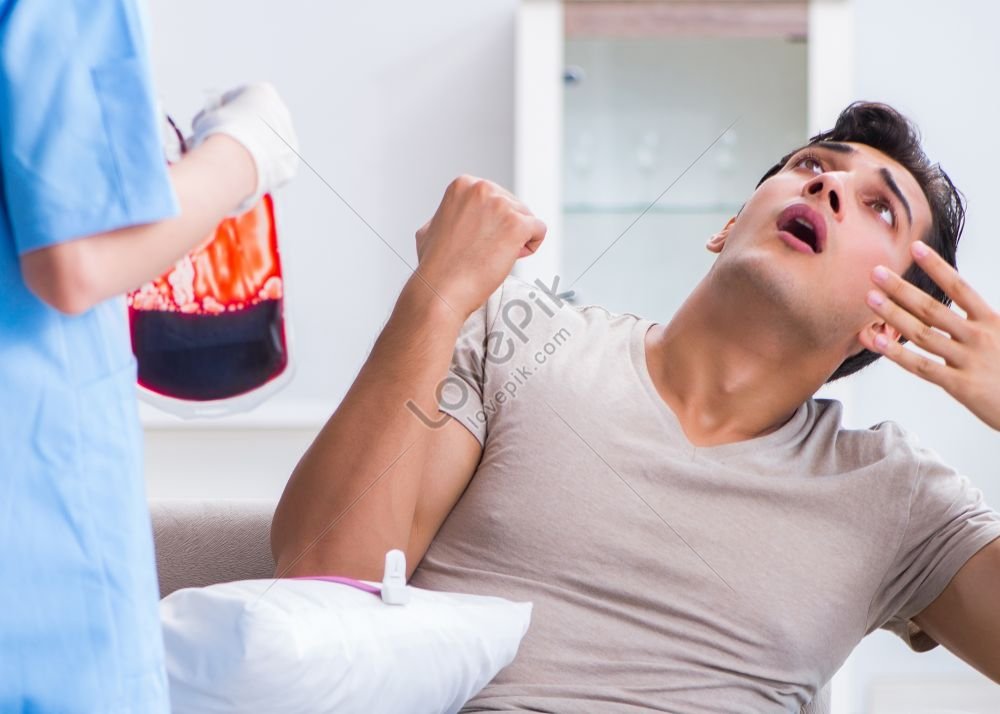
[{"xmin": 0, "ymin": 1, "xmax": 178, "ymax": 711}]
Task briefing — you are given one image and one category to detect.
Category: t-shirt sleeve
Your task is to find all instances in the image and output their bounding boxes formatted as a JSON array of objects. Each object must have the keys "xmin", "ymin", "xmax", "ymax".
[
  {"xmin": 0, "ymin": 0, "xmax": 178, "ymax": 254},
  {"xmin": 869, "ymin": 440, "xmax": 1000, "ymax": 652},
  {"xmin": 436, "ymin": 280, "xmax": 509, "ymax": 446}
]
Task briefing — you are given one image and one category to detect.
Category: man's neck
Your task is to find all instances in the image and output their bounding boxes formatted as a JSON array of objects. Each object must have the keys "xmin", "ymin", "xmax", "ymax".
[{"xmin": 645, "ymin": 276, "xmax": 847, "ymax": 447}]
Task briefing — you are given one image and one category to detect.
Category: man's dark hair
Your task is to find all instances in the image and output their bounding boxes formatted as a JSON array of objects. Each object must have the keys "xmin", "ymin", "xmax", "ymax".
[{"xmin": 755, "ymin": 101, "xmax": 966, "ymax": 382}]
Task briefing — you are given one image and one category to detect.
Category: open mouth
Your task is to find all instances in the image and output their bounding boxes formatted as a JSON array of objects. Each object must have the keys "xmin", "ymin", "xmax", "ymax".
[{"xmin": 776, "ymin": 204, "xmax": 826, "ymax": 254}]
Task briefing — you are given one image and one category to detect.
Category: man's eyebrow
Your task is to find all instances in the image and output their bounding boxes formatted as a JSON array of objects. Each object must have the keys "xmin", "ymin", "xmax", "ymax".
[
  {"xmin": 813, "ymin": 141, "xmax": 856, "ymax": 154},
  {"xmin": 785, "ymin": 141, "xmax": 855, "ymax": 167},
  {"xmin": 879, "ymin": 167, "xmax": 913, "ymax": 227}
]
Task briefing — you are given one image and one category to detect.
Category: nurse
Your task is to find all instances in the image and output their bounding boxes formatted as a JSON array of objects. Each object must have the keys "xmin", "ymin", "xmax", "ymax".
[{"xmin": 0, "ymin": 1, "xmax": 299, "ymax": 711}]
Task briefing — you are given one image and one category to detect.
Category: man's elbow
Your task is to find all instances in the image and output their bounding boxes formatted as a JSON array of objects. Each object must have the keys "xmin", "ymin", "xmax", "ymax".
[
  {"xmin": 21, "ymin": 242, "xmax": 101, "ymax": 315},
  {"xmin": 270, "ymin": 500, "xmax": 395, "ymax": 582},
  {"xmin": 269, "ymin": 501, "xmax": 292, "ymax": 569}
]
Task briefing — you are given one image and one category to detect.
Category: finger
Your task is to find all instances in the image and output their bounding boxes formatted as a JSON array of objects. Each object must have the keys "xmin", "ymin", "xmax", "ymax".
[
  {"xmin": 414, "ymin": 221, "xmax": 430, "ymax": 258},
  {"xmin": 220, "ymin": 85, "xmax": 247, "ymax": 104},
  {"xmin": 518, "ymin": 236, "xmax": 542, "ymax": 258},
  {"xmin": 517, "ymin": 218, "xmax": 547, "ymax": 257},
  {"xmin": 495, "ymin": 192, "xmax": 534, "ymax": 219},
  {"xmin": 871, "ymin": 264, "xmax": 971, "ymax": 342},
  {"xmin": 477, "ymin": 180, "xmax": 535, "ymax": 217},
  {"xmin": 486, "ymin": 180, "xmax": 520, "ymax": 205},
  {"xmin": 866, "ymin": 289, "xmax": 966, "ymax": 366},
  {"xmin": 445, "ymin": 174, "xmax": 480, "ymax": 200},
  {"xmin": 911, "ymin": 241, "xmax": 992, "ymax": 320},
  {"xmin": 861, "ymin": 329, "xmax": 957, "ymax": 389},
  {"xmin": 509, "ymin": 201, "xmax": 535, "ymax": 218}
]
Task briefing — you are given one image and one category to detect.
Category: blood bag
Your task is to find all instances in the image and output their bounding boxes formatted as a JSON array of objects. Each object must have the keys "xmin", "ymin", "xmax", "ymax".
[{"xmin": 127, "ymin": 117, "xmax": 293, "ymax": 418}]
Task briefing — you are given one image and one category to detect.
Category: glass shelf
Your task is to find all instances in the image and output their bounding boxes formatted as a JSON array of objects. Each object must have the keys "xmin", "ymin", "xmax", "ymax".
[{"xmin": 563, "ymin": 202, "xmax": 743, "ymax": 215}]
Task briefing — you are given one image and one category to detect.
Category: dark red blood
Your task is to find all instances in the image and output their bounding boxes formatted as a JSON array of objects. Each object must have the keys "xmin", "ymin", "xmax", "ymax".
[{"xmin": 130, "ymin": 299, "xmax": 288, "ymax": 401}]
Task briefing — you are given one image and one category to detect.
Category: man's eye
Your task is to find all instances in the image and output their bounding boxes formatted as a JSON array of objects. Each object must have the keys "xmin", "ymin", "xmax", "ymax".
[
  {"xmin": 795, "ymin": 156, "xmax": 823, "ymax": 174},
  {"xmin": 872, "ymin": 200, "xmax": 895, "ymax": 227}
]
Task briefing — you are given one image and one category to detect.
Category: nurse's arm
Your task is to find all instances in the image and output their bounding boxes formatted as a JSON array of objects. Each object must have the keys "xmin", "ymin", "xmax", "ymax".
[
  {"xmin": 911, "ymin": 536, "xmax": 1000, "ymax": 683},
  {"xmin": 19, "ymin": 134, "xmax": 255, "ymax": 315}
]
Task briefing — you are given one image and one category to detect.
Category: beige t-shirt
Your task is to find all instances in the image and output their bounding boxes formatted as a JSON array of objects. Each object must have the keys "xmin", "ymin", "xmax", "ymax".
[{"xmin": 410, "ymin": 276, "xmax": 1000, "ymax": 713}]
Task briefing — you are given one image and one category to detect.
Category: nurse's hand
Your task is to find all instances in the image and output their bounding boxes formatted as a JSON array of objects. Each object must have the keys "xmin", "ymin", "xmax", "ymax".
[
  {"xmin": 860, "ymin": 240, "xmax": 1000, "ymax": 430},
  {"xmin": 191, "ymin": 82, "xmax": 300, "ymax": 214}
]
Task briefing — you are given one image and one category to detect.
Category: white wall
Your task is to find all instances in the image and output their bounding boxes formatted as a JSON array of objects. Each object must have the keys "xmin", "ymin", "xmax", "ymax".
[
  {"xmin": 142, "ymin": 0, "xmax": 518, "ymax": 498},
  {"xmin": 829, "ymin": 0, "xmax": 1000, "ymax": 710}
]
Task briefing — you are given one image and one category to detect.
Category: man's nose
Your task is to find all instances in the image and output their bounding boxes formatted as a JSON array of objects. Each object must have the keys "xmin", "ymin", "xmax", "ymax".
[{"xmin": 805, "ymin": 175, "xmax": 843, "ymax": 217}]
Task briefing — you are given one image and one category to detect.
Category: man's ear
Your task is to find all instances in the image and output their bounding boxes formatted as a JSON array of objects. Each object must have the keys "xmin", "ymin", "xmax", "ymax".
[
  {"xmin": 706, "ymin": 216, "xmax": 737, "ymax": 254},
  {"xmin": 855, "ymin": 318, "xmax": 902, "ymax": 356}
]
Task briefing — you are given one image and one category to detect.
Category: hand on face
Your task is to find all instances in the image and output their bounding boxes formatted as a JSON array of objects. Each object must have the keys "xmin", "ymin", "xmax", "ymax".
[{"xmin": 860, "ymin": 241, "xmax": 1000, "ymax": 430}]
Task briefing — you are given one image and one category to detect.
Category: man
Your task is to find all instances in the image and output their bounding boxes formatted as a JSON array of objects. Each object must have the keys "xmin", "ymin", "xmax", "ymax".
[{"xmin": 271, "ymin": 103, "xmax": 1000, "ymax": 712}]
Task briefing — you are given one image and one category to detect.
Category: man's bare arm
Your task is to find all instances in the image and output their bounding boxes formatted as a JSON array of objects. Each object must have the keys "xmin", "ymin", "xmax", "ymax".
[
  {"xmin": 270, "ymin": 176, "xmax": 546, "ymax": 581},
  {"xmin": 912, "ymin": 537, "xmax": 1000, "ymax": 683},
  {"xmin": 270, "ymin": 276, "xmax": 473, "ymax": 580}
]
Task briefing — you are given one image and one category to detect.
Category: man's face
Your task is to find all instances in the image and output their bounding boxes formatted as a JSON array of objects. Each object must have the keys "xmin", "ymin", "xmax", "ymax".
[{"xmin": 708, "ymin": 141, "xmax": 933, "ymax": 355}]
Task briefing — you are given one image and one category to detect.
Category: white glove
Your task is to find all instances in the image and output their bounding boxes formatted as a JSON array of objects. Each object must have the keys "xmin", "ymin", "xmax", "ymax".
[{"xmin": 190, "ymin": 82, "xmax": 300, "ymax": 214}]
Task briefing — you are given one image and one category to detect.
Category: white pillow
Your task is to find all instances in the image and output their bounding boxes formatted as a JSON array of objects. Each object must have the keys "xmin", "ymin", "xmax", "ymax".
[{"xmin": 160, "ymin": 578, "xmax": 531, "ymax": 714}]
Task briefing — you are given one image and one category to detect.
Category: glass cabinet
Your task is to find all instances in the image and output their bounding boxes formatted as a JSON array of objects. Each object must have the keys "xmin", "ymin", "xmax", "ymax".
[{"xmin": 517, "ymin": 0, "xmax": 811, "ymax": 320}]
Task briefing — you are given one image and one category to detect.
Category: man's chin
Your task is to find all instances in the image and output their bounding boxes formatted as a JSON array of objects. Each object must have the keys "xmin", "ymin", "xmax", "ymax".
[
  {"xmin": 716, "ymin": 247, "xmax": 799, "ymax": 292},
  {"xmin": 713, "ymin": 251, "xmax": 817, "ymax": 317}
]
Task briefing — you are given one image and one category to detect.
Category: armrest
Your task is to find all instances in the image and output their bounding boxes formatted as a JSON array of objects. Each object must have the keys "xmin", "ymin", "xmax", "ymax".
[{"xmin": 150, "ymin": 499, "xmax": 276, "ymax": 597}]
